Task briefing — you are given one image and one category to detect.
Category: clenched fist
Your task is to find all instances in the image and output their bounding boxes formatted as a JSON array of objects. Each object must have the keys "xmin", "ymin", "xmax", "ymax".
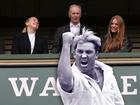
[{"xmin": 62, "ymin": 32, "xmax": 75, "ymax": 45}]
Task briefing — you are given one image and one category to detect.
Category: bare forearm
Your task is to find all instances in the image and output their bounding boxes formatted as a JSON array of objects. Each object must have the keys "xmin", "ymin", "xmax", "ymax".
[{"xmin": 58, "ymin": 43, "xmax": 73, "ymax": 91}]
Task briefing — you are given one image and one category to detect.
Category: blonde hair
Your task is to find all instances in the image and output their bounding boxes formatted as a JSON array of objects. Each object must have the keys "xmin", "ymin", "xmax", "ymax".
[
  {"xmin": 22, "ymin": 17, "xmax": 36, "ymax": 33},
  {"xmin": 22, "ymin": 27, "xmax": 27, "ymax": 33}
]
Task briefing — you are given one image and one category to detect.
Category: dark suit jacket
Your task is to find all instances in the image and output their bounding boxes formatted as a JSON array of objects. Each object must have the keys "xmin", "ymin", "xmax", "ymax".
[
  {"xmin": 12, "ymin": 32, "xmax": 48, "ymax": 54},
  {"xmin": 52, "ymin": 25, "xmax": 87, "ymax": 53}
]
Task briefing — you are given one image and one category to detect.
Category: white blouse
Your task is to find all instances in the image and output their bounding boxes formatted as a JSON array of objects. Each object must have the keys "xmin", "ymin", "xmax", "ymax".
[{"xmin": 28, "ymin": 32, "xmax": 35, "ymax": 54}]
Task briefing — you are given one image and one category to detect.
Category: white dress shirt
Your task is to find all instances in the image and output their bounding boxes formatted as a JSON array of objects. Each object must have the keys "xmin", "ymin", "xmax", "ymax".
[
  {"xmin": 28, "ymin": 32, "xmax": 35, "ymax": 54},
  {"xmin": 57, "ymin": 60, "xmax": 124, "ymax": 105},
  {"xmin": 70, "ymin": 23, "xmax": 80, "ymax": 35}
]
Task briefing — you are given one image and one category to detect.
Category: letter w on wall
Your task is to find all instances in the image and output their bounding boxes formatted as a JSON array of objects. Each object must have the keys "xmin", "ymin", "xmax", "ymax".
[{"xmin": 8, "ymin": 77, "xmax": 38, "ymax": 96}]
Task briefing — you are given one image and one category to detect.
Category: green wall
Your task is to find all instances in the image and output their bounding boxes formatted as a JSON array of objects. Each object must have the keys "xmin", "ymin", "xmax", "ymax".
[{"xmin": 0, "ymin": 65, "xmax": 139, "ymax": 105}]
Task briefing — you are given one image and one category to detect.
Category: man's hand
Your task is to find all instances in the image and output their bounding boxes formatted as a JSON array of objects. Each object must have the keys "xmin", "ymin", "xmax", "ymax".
[{"xmin": 62, "ymin": 32, "xmax": 75, "ymax": 45}]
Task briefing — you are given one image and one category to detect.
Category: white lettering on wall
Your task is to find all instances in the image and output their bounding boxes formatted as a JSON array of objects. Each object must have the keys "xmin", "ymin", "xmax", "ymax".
[
  {"xmin": 9, "ymin": 76, "xmax": 138, "ymax": 96},
  {"xmin": 8, "ymin": 77, "xmax": 38, "ymax": 96},
  {"xmin": 121, "ymin": 76, "xmax": 137, "ymax": 95},
  {"xmin": 39, "ymin": 77, "xmax": 59, "ymax": 96},
  {"xmin": 8, "ymin": 77, "xmax": 59, "ymax": 97}
]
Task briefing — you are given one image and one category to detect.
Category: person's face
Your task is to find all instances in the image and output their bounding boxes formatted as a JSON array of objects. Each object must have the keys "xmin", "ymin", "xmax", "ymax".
[
  {"xmin": 26, "ymin": 17, "xmax": 39, "ymax": 30},
  {"xmin": 69, "ymin": 6, "xmax": 81, "ymax": 25},
  {"xmin": 74, "ymin": 42, "xmax": 96, "ymax": 74},
  {"xmin": 110, "ymin": 18, "xmax": 119, "ymax": 33}
]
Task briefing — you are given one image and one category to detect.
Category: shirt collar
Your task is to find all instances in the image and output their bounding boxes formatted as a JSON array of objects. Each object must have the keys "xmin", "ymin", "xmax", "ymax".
[{"xmin": 70, "ymin": 22, "xmax": 80, "ymax": 27}]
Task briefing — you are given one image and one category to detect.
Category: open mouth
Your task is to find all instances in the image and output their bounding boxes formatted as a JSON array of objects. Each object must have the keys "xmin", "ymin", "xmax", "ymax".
[
  {"xmin": 80, "ymin": 60, "xmax": 88, "ymax": 67},
  {"xmin": 111, "ymin": 28, "xmax": 117, "ymax": 32}
]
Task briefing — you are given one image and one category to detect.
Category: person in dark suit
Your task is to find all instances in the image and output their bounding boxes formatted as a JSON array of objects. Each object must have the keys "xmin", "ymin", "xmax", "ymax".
[
  {"xmin": 52, "ymin": 4, "xmax": 89, "ymax": 53},
  {"xmin": 12, "ymin": 16, "xmax": 48, "ymax": 54}
]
